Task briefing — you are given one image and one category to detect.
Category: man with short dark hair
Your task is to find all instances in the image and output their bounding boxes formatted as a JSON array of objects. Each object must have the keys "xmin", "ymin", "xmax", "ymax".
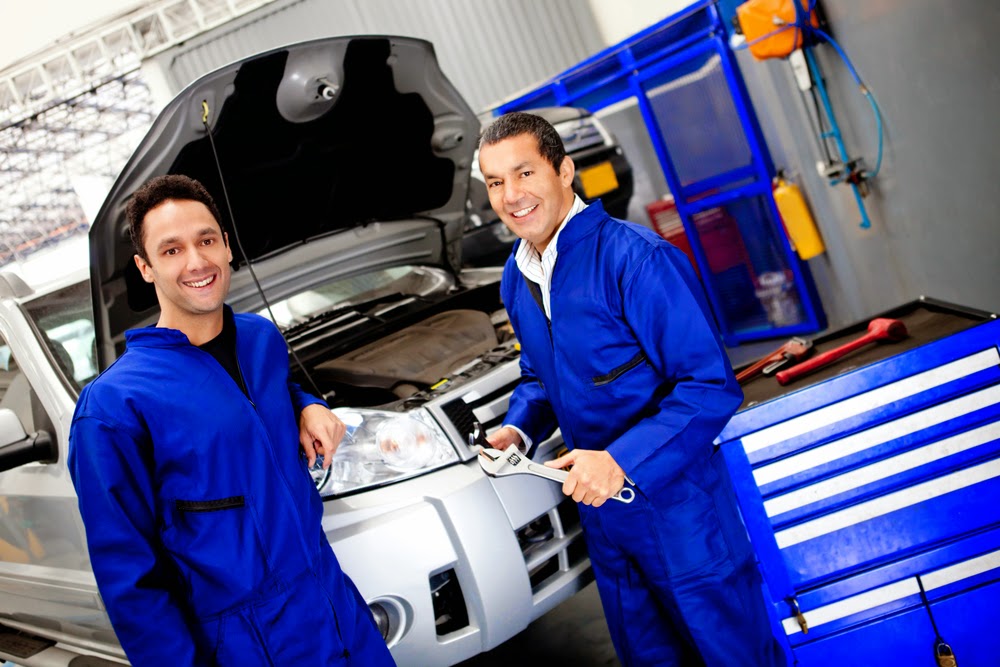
[
  {"xmin": 479, "ymin": 112, "xmax": 783, "ymax": 666},
  {"xmin": 69, "ymin": 174, "xmax": 394, "ymax": 665}
]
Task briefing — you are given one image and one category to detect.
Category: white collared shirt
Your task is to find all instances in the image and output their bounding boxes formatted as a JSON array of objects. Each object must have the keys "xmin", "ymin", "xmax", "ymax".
[
  {"xmin": 513, "ymin": 194, "xmax": 587, "ymax": 320},
  {"xmin": 504, "ymin": 195, "xmax": 586, "ymax": 450}
]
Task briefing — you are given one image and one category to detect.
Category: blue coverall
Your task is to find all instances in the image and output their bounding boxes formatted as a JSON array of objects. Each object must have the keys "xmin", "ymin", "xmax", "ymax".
[
  {"xmin": 69, "ymin": 309, "xmax": 393, "ymax": 666},
  {"xmin": 502, "ymin": 202, "xmax": 783, "ymax": 666}
]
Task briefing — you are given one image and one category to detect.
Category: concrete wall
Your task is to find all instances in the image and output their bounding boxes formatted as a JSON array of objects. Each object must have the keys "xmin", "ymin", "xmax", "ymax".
[
  {"xmin": 144, "ymin": 0, "xmax": 606, "ymax": 114},
  {"xmin": 733, "ymin": 0, "xmax": 1000, "ymax": 326}
]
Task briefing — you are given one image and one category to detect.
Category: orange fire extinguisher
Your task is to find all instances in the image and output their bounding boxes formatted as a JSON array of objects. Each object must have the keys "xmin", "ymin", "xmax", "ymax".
[{"xmin": 774, "ymin": 177, "xmax": 825, "ymax": 260}]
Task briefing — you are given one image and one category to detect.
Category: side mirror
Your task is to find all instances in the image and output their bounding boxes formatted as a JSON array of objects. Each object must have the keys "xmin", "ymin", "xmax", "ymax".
[{"xmin": 0, "ymin": 407, "xmax": 57, "ymax": 474}]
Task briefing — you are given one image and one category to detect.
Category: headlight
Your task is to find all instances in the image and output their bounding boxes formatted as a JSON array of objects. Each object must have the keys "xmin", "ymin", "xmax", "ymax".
[{"xmin": 309, "ymin": 408, "xmax": 459, "ymax": 496}]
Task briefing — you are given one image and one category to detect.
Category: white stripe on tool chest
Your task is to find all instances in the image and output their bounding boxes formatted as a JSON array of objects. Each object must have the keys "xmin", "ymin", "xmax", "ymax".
[
  {"xmin": 755, "ymin": 384, "xmax": 1000, "ymax": 487},
  {"xmin": 774, "ymin": 457, "xmax": 1000, "ymax": 548},
  {"xmin": 781, "ymin": 548, "xmax": 1000, "ymax": 635},
  {"xmin": 764, "ymin": 420, "xmax": 1000, "ymax": 517},
  {"xmin": 741, "ymin": 349, "xmax": 999, "ymax": 455}
]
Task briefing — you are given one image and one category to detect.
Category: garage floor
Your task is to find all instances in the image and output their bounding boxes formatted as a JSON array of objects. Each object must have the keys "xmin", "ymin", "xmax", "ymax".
[{"xmin": 457, "ymin": 582, "xmax": 620, "ymax": 666}]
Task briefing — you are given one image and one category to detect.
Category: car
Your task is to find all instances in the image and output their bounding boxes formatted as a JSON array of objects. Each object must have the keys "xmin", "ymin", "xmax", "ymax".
[
  {"xmin": 462, "ymin": 106, "xmax": 634, "ymax": 267},
  {"xmin": 0, "ymin": 36, "xmax": 590, "ymax": 666}
]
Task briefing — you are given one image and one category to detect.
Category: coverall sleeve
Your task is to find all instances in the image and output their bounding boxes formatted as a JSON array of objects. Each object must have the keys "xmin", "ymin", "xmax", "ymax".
[
  {"xmin": 605, "ymin": 244, "xmax": 743, "ymax": 500},
  {"xmin": 69, "ymin": 415, "xmax": 207, "ymax": 666},
  {"xmin": 287, "ymin": 379, "xmax": 327, "ymax": 414},
  {"xmin": 503, "ymin": 342, "xmax": 559, "ymax": 455}
]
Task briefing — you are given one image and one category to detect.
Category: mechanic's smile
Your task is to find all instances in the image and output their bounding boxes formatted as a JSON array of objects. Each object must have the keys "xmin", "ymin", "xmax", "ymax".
[
  {"xmin": 511, "ymin": 204, "xmax": 538, "ymax": 218},
  {"xmin": 184, "ymin": 274, "xmax": 216, "ymax": 289}
]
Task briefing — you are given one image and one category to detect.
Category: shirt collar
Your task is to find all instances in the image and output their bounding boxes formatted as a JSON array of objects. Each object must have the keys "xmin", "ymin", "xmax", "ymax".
[{"xmin": 515, "ymin": 194, "xmax": 586, "ymax": 272}]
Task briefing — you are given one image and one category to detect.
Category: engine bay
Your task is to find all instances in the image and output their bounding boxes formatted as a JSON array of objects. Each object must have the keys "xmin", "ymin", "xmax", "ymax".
[{"xmin": 287, "ymin": 281, "xmax": 518, "ymax": 410}]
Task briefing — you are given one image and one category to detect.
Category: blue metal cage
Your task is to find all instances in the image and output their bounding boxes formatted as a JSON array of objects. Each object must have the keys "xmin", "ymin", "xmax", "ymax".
[{"xmin": 495, "ymin": 1, "xmax": 825, "ymax": 344}]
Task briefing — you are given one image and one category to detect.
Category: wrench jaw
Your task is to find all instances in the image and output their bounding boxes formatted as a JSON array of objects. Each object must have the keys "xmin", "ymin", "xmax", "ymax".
[
  {"xmin": 477, "ymin": 447, "xmax": 507, "ymax": 476},
  {"xmin": 477, "ymin": 446, "xmax": 528, "ymax": 478},
  {"xmin": 469, "ymin": 421, "xmax": 491, "ymax": 449}
]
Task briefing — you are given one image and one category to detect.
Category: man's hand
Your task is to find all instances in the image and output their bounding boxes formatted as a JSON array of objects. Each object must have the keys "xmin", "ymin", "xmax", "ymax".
[
  {"xmin": 485, "ymin": 426, "xmax": 524, "ymax": 452},
  {"xmin": 299, "ymin": 404, "xmax": 346, "ymax": 469},
  {"xmin": 545, "ymin": 450, "xmax": 626, "ymax": 508}
]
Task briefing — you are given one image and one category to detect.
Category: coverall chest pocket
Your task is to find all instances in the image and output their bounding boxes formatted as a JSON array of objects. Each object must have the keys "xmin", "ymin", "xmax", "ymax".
[
  {"xmin": 588, "ymin": 350, "xmax": 660, "ymax": 409},
  {"xmin": 592, "ymin": 351, "xmax": 649, "ymax": 387},
  {"xmin": 161, "ymin": 494, "xmax": 273, "ymax": 610}
]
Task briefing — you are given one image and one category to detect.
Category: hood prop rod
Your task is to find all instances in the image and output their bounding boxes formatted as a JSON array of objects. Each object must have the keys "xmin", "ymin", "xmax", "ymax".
[{"xmin": 200, "ymin": 100, "xmax": 326, "ymax": 400}]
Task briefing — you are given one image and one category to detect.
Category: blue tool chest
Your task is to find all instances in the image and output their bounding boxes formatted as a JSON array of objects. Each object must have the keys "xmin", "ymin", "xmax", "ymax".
[{"xmin": 719, "ymin": 298, "xmax": 1000, "ymax": 666}]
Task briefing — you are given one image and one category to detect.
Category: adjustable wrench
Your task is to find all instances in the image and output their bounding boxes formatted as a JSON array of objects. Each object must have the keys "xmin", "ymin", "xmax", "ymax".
[
  {"xmin": 471, "ymin": 424, "xmax": 635, "ymax": 504},
  {"xmin": 735, "ymin": 337, "xmax": 813, "ymax": 384}
]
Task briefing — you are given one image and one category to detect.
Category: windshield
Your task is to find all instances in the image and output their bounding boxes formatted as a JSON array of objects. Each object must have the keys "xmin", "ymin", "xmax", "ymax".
[
  {"xmin": 22, "ymin": 279, "xmax": 98, "ymax": 393},
  {"xmin": 260, "ymin": 265, "xmax": 454, "ymax": 330}
]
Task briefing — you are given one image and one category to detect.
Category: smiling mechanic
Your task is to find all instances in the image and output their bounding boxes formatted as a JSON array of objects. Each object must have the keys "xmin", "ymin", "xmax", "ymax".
[
  {"xmin": 68, "ymin": 175, "xmax": 394, "ymax": 666},
  {"xmin": 479, "ymin": 113, "xmax": 784, "ymax": 666}
]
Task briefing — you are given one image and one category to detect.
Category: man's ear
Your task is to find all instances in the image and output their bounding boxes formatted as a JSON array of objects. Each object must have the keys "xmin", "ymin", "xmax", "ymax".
[
  {"xmin": 559, "ymin": 155, "xmax": 575, "ymax": 188},
  {"xmin": 134, "ymin": 254, "xmax": 155, "ymax": 284},
  {"xmin": 224, "ymin": 232, "xmax": 233, "ymax": 263}
]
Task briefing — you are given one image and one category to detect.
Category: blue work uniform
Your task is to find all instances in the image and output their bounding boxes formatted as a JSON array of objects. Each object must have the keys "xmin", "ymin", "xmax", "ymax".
[
  {"xmin": 502, "ymin": 202, "xmax": 783, "ymax": 666},
  {"xmin": 69, "ymin": 309, "xmax": 393, "ymax": 666}
]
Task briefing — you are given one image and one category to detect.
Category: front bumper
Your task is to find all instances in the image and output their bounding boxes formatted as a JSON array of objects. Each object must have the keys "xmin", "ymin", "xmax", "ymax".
[{"xmin": 323, "ymin": 459, "xmax": 591, "ymax": 666}]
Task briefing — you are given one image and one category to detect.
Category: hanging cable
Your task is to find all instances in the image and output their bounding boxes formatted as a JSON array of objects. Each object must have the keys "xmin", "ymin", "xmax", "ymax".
[
  {"xmin": 808, "ymin": 27, "xmax": 884, "ymax": 178},
  {"xmin": 734, "ymin": 1, "xmax": 884, "ymax": 180},
  {"xmin": 199, "ymin": 100, "xmax": 326, "ymax": 399}
]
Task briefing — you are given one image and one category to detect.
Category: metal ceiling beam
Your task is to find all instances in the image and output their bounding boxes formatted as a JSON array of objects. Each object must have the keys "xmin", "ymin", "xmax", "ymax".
[{"xmin": 0, "ymin": 0, "xmax": 277, "ymax": 129}]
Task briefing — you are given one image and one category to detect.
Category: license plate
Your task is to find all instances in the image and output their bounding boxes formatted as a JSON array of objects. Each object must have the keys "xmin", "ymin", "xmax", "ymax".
[{"xmin": 578, "ymin": 161, "xmax": 619, "ymax": 198}]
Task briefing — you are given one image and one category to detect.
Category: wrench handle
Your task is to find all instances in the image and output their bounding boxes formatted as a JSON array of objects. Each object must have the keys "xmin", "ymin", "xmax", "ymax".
[
  {"xmin": 524, "ymin": 462, "xmax": 569, "ymax": 484},
  {"xmin": 525, "ymin": 463, "xmax": 635, "ymax": 503}
]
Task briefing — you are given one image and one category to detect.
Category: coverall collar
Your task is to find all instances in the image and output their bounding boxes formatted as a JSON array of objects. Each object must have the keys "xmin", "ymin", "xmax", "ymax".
[
  {"xmin": 546, "ymin": 199, "xmax": 607, "ymax": 253},
  {"xmin": 125, "ymin": 304, "xmax": 237, "ymax": 348}
]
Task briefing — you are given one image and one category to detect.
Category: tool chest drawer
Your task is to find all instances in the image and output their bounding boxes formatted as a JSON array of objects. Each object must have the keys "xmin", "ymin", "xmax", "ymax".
[{"xmin": 718, "ymin": 299, "xmax": 1000, "ymax": 666}]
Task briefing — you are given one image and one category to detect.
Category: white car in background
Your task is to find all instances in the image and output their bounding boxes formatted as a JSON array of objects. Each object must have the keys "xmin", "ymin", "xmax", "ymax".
[{"xmin": 0, "ymin": 36, "xmax": 589, "ymax": 666}]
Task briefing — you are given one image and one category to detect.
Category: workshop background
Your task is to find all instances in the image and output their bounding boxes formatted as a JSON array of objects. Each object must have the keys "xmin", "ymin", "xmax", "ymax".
[
  {"xmin": 1, "ymin": 1, "xmax": 999, "ymax": 665},
  {"xmin": 3, "ymin": 0, "xmax": 998, "ymax": 335}
]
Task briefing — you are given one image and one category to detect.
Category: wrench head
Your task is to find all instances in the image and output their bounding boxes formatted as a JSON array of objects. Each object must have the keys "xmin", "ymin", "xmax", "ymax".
[
  {"xmin": 477, "ymin": 447, "xmax": 522, "ymax": 477},
  {"xmin": 468, "ymin": 421, "xmax": 490, "ymax": 449}
]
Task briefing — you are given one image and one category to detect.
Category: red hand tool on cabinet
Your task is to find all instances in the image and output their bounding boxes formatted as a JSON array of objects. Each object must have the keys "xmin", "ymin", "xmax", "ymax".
[
  {"xmin": 736, "ymin": 337, "xmax": 813, "ymax": 384},
  {"xmin": 776, "ymin": 318, "xmax": 907, "ymax": 386}
]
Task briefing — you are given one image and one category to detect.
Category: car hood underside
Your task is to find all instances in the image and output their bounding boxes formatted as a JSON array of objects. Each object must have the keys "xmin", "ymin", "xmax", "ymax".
[{"xmin": 90, "ymin": 35, "xmax": 478, "ymax": 353}]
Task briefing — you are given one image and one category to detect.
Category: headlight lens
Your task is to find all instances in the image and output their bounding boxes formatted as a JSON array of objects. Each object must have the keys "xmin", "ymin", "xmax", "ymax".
[{"xmin": 310, "ymin": 408, "xmax": 459, "ymax": 496}]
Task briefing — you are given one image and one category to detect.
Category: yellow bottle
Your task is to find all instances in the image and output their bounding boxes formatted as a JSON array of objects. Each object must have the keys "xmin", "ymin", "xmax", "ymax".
[{"xmin": 774, "ymin": 178, "xmax": 825, "ymax": 260}]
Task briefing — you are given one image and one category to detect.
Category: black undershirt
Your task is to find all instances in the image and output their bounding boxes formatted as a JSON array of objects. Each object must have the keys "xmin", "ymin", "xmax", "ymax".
[{"xmin": 198, "ymin": 309, "xmax": 248, "ymax": 397}]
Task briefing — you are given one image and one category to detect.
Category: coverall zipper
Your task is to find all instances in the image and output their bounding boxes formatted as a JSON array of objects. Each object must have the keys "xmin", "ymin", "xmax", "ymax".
[{"xmin": 195, "ymin": 341, "xmax": 350, "ymax": 652}]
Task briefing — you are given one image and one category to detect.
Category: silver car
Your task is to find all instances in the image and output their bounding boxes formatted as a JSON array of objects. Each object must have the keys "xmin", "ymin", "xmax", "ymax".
[{"xmin": 0, "ymin": 36, "xmax": 589, "ymax": 666}]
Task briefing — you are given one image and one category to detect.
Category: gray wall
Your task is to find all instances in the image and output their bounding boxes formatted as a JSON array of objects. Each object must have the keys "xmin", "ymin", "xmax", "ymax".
[
  {"xmin": 735, "ymin": 0, "xmax": 1000, "ymax": 328},
  {"xmin": 146, "ymin": 0, "xmax": 606, "ymax": 114}
]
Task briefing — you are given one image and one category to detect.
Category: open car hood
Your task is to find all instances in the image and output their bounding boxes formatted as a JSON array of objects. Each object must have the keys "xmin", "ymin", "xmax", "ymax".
[{"xmin": 89, "ymin": 36, "xmax": 478, "ymax": 353}]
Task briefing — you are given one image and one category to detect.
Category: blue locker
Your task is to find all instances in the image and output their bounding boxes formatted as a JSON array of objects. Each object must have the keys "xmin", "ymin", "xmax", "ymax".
[{"xmin": 719, "ymin": 298, "xmax": 1000, "ymax": 666}]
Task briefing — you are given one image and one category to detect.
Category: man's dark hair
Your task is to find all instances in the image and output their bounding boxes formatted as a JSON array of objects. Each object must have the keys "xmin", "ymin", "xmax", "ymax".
[
  {"xmin": 478, "ymin": 112, "xmax": 566, "ymax": 173},
  {"xmin": 126, "ymin": 174, "xmax": 224, "ymax": 262}
]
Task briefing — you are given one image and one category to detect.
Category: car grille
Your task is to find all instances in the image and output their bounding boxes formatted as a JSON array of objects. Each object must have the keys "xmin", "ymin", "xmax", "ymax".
[
  {"xmin": 429, "ymin": 361, "xmax": 522, "ymax": 448},
  {"xmin": 425, "ymin": 361, "xmax": 593, "ymax": 600},
  {"xmin": 517, "ymin": 498, "xmax": 590, "ymax": 596}
]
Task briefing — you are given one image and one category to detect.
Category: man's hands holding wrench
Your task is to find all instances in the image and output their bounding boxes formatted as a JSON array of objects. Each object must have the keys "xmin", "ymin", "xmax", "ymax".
[
  {"xmin": 482, "ymin": 425, "xmax": 634, "ymax": 506},
  {"xmin": 544, "ymin": 449, "xmax": 631, "ymax": 508}
]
